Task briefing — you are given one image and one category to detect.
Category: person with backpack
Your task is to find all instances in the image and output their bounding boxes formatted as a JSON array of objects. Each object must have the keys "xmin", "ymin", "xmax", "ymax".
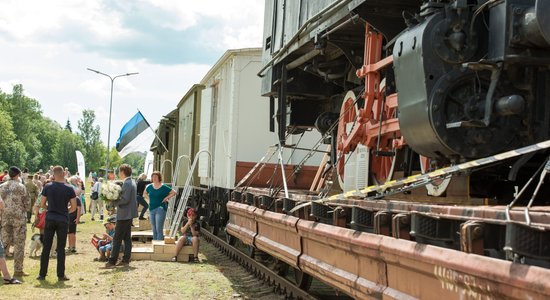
[{"xmin": 90, "ymin": 178, "xmax": 104, "ymax": 221}]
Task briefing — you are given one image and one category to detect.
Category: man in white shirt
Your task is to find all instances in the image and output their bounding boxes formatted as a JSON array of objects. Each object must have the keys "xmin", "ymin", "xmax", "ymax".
[{"xmin": 90, "ymin": 178, "xmax": 104, "ymax": 221}]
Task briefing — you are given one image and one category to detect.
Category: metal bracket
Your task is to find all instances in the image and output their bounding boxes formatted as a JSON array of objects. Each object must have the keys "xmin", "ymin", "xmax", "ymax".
[
  {"xmin": 391, "ymin": 213, "xmax": 411, "ymax": 240},
  {"xmin": 374, "ymin": 211, "xmax": 392, "ymax": 236},
  {"xmin": 460, "ymin": 221, "xmax": 485, "ymax": 255}
]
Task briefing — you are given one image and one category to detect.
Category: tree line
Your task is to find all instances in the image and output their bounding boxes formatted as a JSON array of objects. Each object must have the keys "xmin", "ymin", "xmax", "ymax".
[{"xmin": 0, "ymin": 84, "xmax": 145, "ymax": 175}]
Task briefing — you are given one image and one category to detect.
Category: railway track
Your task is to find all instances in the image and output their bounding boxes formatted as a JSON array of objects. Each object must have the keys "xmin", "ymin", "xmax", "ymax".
[
  {"xmin": 201, "ymin": 228, "xmax": 351, "ymax": 300},
  {"xmin": 201, "ymin": 227, "xmax": 315, "ymax": 299}
]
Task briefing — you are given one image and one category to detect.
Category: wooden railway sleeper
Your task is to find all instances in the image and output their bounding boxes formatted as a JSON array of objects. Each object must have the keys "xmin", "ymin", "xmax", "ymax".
[{"xmin": 201, "ymin": 228, "xmax": 318, "ymax": 300}]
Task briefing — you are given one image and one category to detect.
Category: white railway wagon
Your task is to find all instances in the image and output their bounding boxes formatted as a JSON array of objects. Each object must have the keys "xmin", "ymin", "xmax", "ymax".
[{"xmin": 198, "ymin": 48, "xmax": 323, "ymax": 191}]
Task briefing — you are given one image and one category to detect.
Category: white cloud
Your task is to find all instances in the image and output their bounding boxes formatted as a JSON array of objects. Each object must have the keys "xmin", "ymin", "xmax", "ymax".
[
  {"xmin": 0, "ymin": 0, "xmax": 264, "ymax": 152},
  {"xmin": 62, "ymin": 103, "xmax": 85, "ymax": 123},
  {"xmin": 0, "ymin": 79, "xmax": 21, "ymax": 93},
  {"xmin": 0, "ymin": 0, "xmax": 130, "ymax": 42}
]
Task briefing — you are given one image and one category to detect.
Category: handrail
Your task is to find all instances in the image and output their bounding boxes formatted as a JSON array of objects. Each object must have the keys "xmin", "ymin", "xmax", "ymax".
[
  {"xmin": 166, "ymin": 150, "xmax": 213, "ymax": 238},
  {"xmin": 165, "ymin": 154, "xmax": 192, "ymax": 229}
]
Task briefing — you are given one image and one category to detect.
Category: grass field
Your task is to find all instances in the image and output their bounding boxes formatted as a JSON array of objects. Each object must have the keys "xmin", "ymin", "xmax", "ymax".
[{"xmin": 0, "ymin": 207, "xmax": 278, "ymax": 300}]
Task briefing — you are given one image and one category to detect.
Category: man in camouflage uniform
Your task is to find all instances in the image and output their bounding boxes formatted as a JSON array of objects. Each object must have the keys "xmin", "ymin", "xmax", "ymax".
[
  {"xmin": 0, "ymin": 167, "xmax": 30, "ymax": 277},
  {"xmin": 25, "ymin": 174, "xmax": 38, "ymax": 223}
]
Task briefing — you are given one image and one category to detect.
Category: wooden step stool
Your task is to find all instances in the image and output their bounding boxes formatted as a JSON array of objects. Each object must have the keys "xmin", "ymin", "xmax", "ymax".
[
  {"xmin": 131, "ymin": 240, "xmax": 194, "ymax": 262},
  {"xmin": 131, "ymin": 231, "xmax": 154, "ymax": 243},
  {"xmin": 132, "ymin": 218, "xmax": 151, "ymax": 231}
]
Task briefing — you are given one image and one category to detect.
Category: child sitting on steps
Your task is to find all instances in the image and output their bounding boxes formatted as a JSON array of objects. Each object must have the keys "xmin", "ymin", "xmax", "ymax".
[{"xmin": 172, "ymin": 208, "xmax": 200, "ymax": 263}]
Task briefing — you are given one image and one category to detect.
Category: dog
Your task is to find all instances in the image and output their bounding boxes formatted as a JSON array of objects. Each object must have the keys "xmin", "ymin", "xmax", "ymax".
[{"xmin": 29, "ymin": 233, "xmax": 57, "ymax": 257}]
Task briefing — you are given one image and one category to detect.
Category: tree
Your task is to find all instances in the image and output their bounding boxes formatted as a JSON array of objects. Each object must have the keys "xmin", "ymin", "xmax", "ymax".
[
  {"xmin": 77, "ymin": 109, "xmax": 104, "ymax": 172},
  {"xmin": 0, "ymin": 84, "xmax": 106, "ymax": 173},
  {"xmin": 35, "ymin": 118, "xmax": 61, "ymax": 170},
  {"xmin": 65, "ymin": 119, "xmax": 72, "ymax": 132},
  {"xmin": 0, "ymin": 108, "xmax": 17, "ymax": 170},
  {"xmin": 106, "ymin": 147, "xmax": 123, "ymax": 174},
  {"xmin": 122, "ymin": 152, "xmax": 146, "ymax": 175},
  {"xmin": 56, "ymin": 129, "xmax": 85, "ymax": 173},
  {"xmin": 2, "ymin": 85, "xmax": 42, "ymax": 170}
]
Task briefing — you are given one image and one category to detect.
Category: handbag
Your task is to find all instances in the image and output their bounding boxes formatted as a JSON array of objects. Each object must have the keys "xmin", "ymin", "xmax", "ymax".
[
  {"xmin": 91, "ymin": 191, "xmax": 99, "ymax": 200},
  {"xmin": 34, "ymin": 211, "xmax": 46, "ymax": 229}
]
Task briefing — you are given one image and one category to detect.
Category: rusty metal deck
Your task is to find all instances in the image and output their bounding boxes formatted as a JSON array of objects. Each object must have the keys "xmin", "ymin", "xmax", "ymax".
[{"xmin": 226, "ymin": 200, "xmax": 550, "ymax": 299}]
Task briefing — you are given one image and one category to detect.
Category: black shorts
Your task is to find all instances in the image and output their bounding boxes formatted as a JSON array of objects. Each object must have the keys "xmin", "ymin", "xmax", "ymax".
[{"xmin": 68, "ymin": 213, "xmax": 78, "ymax": 234}]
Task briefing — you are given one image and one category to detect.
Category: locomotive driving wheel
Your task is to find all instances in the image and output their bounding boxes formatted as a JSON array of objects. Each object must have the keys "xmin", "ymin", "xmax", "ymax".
[
  {"xmin": 336, "ymin": 90, "xmax": 359, "ymax": 186},
  {"xmin": 336, "ymin": 90, "xmax": 399, "ymax": 188}
]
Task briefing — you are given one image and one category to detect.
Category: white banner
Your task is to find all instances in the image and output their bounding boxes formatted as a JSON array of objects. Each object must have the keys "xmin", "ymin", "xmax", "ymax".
[
  {"xmin": 75, "ymin": 150, "xmax": 86, "ymax": 180},
  {"xmin": 144, "ymin": 151, "xmax": 154, "ymax": 179}
]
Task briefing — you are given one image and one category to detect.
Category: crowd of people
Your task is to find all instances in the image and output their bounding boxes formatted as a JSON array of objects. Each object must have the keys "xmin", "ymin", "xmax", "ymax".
[{"xmin": 0, "ymin": 163, "xmax": 201, "ymax": 285}]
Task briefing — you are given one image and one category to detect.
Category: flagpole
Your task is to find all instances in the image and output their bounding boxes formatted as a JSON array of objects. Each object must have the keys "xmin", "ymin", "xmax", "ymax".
[
  {"xmin": 87, "ymin": 68, "xmax": 138, "ymax": 180},
  {"xmin": 138, "ymin": 109, "xmax": 169, "ymax": 153}
]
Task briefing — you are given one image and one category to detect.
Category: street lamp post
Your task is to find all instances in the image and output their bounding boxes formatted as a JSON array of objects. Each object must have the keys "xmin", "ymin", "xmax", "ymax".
[{"xmin": 87, "ymin": 68, "xmax": 138, "ymax": 180}]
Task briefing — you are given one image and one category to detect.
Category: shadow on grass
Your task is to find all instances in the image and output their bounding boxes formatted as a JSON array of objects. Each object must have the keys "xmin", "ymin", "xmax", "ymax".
[
  {"xmin": 34, "ymin": 280, "xmax": 73, "ymax": 289},
  {"xmin": 97, "ymin": 266, "xmax": 137, "ymax": 275}
]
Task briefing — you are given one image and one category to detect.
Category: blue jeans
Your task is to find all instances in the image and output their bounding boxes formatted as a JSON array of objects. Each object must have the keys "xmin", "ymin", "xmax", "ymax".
[{"xmin": 149, "ymin": 207, "xmax": 166, "ymax": 240}]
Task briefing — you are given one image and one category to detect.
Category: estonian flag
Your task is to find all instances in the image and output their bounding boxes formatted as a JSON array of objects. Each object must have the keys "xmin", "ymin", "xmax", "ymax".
[{"xmin": 116, "ymin": 111, "xmax": 154, "ymax": 157}]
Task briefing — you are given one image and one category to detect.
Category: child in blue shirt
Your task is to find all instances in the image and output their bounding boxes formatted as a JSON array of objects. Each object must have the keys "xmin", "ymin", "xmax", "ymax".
[{"xmin": 93, "ymin": 220, "xmax": 116, "ymax": 262}]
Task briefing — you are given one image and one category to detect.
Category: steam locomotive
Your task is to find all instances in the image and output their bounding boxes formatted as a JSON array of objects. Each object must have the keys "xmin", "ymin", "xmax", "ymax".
[{"xmin": 260, "ymin": 0, "xmax": 550, "ymax": 201}]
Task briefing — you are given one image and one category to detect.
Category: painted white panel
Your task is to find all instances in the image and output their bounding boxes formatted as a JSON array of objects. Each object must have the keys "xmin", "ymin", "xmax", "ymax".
[
  {"xmin": 198, "ymin": 87, "xmax": 212, "ymax": 178},
  {"xmin": 176, "ymin": 99, "xmax": 194, "ymax": 186}
]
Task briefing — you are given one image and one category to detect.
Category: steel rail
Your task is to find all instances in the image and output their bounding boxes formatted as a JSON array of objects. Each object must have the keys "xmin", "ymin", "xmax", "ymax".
[{"xmin": 201, "ymin": 228, "xmax": 318, "ymax": 300}]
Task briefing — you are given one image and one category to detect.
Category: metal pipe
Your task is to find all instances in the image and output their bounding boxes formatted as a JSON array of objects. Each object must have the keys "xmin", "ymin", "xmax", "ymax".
[
  {"xmin": 283, "ymin": 145, "xmax": 330, "ymax": 154},
  {"xmin": 277, "ymin": 144, "xmax": 290, "ymax": 199},
  {"xmin": 320, "ymin": 13, "xmax": 360, "ymax": 39},
  {"xmin": 286, "ymin": 49, "xmax": 321, "ymax": 71}
]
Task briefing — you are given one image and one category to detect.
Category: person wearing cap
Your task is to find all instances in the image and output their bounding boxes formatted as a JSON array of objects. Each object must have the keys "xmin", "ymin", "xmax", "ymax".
[
  {"xmin": 0, "ymin": 166, "xmax": 31, "ymax": 277},
  {"xmin": 93, "ymin": 218, "xmax": 116, "ymax": 262},
  {"xmin": 0, "ymin": 197, "xmax": 21, "ymax": 284},
  {"xmin": 25, "ymin": 174, "xmax": 39, "ymax": 223},
  {"xmin": 171, "ymin": 208, "xmax": 200, "ymax": 263}
]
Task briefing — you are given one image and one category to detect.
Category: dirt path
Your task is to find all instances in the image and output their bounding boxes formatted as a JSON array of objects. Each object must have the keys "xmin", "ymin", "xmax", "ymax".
[{"xmin": 1, "ymin": 213, "xmax": 280, "ymax": 300}]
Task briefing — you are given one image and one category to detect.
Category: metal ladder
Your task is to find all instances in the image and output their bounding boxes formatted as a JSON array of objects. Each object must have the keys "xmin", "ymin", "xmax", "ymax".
[
  {"xmin": 164, "ymin": 155, "xmax": 191, "ymax": 230},
  {"xmin": 166, "ymin": 150, "xmax": 212, "ymax": 238}
]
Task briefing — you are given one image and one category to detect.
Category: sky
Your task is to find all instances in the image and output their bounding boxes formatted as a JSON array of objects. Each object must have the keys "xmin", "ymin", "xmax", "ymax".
[{"xmin": 0, "ymin": 0, "xmax": 264, "ymax": 152}]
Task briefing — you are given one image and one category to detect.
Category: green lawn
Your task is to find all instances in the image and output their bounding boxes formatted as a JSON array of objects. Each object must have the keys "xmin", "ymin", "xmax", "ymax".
[{"xmin": 0, "ymin": 207, "xmax": 276, "ymax": 299}]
